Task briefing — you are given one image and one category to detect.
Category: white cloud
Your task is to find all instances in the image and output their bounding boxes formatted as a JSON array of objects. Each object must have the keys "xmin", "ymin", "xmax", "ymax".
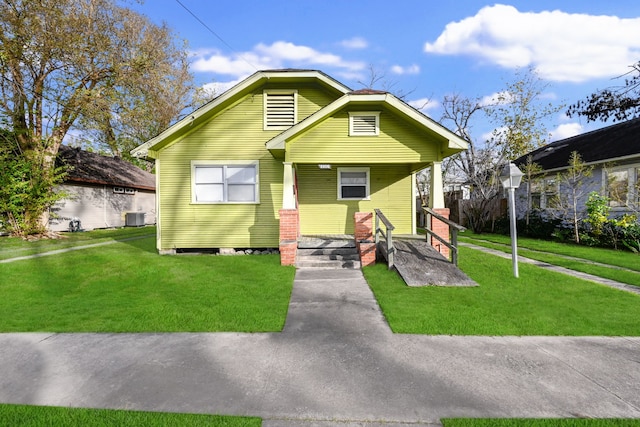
[
  {"xmin": 408, "ymin": 97, "xmax": 439, "ymax": 112},
  {"xmin": 339, "ymin": 37, "xmax": 368, "ymax": 49},
  {"xmin": 391, "ymin": 64, "xmax": 420, "ymax": 75},
  {"xmin": 424, "ymin": 4, "xmax": 640, "ymax": 82},
  {"xmin": 191, "ymin": 41, "xmax": 366, "ymax": 78},
  {"xmin": 550, "ymin": 122, "xmax": 583, "ymax": 141},
  {"xmin": 191, "ymin": 49, "xmax": 269, "ymax": 76}
]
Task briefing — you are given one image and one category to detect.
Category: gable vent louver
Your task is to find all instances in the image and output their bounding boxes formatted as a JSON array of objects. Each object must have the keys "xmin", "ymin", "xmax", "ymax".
[
  {"xmin": 265, "ymin": 92, "xmax": 296, "ymax": 129},
  {"xmin": 351, "ymin": 114, "xmax": 379, "ymax": 135}
]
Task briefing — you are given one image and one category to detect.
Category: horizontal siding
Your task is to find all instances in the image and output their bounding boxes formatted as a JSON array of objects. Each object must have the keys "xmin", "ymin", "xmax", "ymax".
[
  {"xmin": 288, "ymin": 108, "xmax": 442, "ymax": 164},
  {"xmin": 297, "ymin": 164, "xmax": 413, "ymax": 235},
  {"xmin": 157, "ymin": 83, "xmax": 338, "ymax": 249}
]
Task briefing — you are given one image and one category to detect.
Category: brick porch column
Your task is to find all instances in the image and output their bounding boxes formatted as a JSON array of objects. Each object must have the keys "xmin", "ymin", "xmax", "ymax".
[
  {"xmin": 354, "ymin": 212, "xmax": 376, "ymax": 267},
  {"xmin": 279, "ymin": 209, "xmax": 299, "ymax": 266},
  {"xmin": 430, "ymin": 208, "xmax": 450, "ymax": 259}
]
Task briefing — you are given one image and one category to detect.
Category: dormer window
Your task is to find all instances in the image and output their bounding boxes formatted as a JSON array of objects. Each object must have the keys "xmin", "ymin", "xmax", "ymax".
[
  {"xmin": 264, "ymin": 90, "xmax": 297, "ymax": 130},
  {"xmin": 349, "ymin": 112, "xmax": 380, "ymax": 136}
]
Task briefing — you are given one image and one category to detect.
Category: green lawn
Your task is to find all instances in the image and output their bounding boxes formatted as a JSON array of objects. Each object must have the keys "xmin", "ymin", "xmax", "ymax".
[
  {"xmin": 460, "ymin": 237, "xmax": 640, "ymax": 288},
  {"xmin": 0, "ymin": 226, "xmax": 155, "ymax": 261},
  {"xmin": 363, "ymin": 246, "xmax": 640, "ymax": 335},
  {"xmin": 0, "ymin": 404, "xmax": 260, "ymax": 427},
  {"xmin": 459, "ymin": 232, "xmax": 640, "ymax": 272},
  {"xmin": 442, "ymin": 419, "xmax": 640, "ymax": 427},
  {"xmin": 0, "ymin": 235, "xmax": 295, "ymax": 332}
]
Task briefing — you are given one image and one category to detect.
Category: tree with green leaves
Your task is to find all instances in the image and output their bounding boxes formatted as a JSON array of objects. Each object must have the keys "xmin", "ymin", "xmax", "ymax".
[
  {"xmin": 0, "ymin": 0, "xmax": 193, "ymax": 234},
  {"xmin": 486, "ymin": 66, "xmax": 564, "ymax": 162},
  {"xmin": 567, "ymin": 61, "xmax": 640, "ymax": 123}
]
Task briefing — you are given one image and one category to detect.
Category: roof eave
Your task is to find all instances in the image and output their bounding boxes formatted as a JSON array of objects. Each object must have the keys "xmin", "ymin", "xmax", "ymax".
[{"xmin": 266, "ymin": 92, "xmax": 469, "ymax": 153}]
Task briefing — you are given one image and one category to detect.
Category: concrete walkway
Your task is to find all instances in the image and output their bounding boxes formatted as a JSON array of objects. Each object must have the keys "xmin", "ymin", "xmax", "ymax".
[{"xmin": 1, "ymin": 267, "xmax": 640, "ymax": 425}]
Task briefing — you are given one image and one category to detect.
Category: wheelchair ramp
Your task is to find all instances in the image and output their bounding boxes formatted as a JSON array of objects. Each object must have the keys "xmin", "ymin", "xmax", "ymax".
[{"xmin": 389, "ymin": 239, "xmax": 478, "ymax": 287}]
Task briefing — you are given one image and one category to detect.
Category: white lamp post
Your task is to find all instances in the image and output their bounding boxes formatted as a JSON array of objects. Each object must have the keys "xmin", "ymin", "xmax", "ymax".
[{"xmin": 499, "ymin": 163, "xmax": 524, "ymax": 278}]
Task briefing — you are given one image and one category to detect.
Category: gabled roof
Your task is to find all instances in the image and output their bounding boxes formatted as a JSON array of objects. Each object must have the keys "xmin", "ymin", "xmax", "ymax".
[
  {"xmin": 265, "ymin": 91, "xmax": 468, "ymax": 156},
  {"xmin": 514, "ymin": 117, "xmax": 640, "ymax": 171},
  {"xmin": 131, "ymin": 69, "xmax": 351, "ymax": 158},
  {"xmin": 58, "ymin": 145, "xmax": 155, "ymax": 191}
]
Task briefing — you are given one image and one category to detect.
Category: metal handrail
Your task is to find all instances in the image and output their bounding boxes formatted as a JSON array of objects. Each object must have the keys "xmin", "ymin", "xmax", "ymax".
[
  {"xmin": 374, "ymin": 209, "xmax": 395, "ymax": 270},
  {"xmin": 422, "ymin": 207, "xmax": 466, "ymax": 266}
]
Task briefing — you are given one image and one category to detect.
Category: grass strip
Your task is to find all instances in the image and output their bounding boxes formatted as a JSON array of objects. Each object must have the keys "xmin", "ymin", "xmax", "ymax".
[
  {"xmin": 363, "ymin": 246, "xmax": 640, "ymax": 336},
  {"xmin": 461, "ymin": 239, "xmax": 640, "ymax": 288},
  {"xmin": 442, "ymin": 419, "xmax": 640, "ymax": 427},
  {"xmin": 0, "ymin": 237, "xmax": 294, "ymax": 332},
  {"xmin": 0, "ymin": 404, "xmax": 260, "ymax": 427},
  {"xmin": 459, "ymin": 233, "xmax": 640, "ymax": 272}
]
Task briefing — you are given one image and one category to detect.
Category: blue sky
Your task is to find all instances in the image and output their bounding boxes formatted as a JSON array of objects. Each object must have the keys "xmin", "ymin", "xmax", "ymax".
[{"xmin": 133, "ymin": 1, "xmax": 640, "ymax": 143}]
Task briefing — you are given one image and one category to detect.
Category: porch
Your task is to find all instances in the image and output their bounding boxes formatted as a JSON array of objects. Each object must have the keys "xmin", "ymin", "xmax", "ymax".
[{"xmin": 279, "ymin": 209, "xmax": 476, "ymax": 287}]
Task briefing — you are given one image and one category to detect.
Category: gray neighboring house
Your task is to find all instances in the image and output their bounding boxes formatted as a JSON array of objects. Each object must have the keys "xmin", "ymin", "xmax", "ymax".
[
  {"xmin": 49, "ymin": 145, "xmax": 156, "ymax": 232},
  {"xmin": 513, "ymin": 117, "xmax": 640, "ymax": 220}
]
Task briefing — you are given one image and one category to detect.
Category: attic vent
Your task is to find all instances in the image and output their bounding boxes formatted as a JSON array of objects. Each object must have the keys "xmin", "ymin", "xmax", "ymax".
[
  {"xmin": 349, "ymin": 112, "xmax": 380, "ymax": 136},
  {"xmin": 264, "ymin": 90, "xmax": 297, "ymax": 130}
]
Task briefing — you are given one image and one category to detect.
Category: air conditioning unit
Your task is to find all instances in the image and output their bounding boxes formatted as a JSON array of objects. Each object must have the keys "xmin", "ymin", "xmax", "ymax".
[{"xmin": 125, "ymin": 212, "xmax": 145, "ymax": 227}]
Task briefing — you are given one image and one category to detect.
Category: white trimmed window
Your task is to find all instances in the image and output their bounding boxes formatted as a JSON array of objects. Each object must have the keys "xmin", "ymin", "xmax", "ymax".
[
  {"xmin": 192, "ymin": 161, "xmax": 259, "ymax": 204},
  {"xmin": 338, "ymin": 167, "xmax": 370, "ymax": 200},
  {"xmin": 349, "ymin": 112, "xmax": 380, "ymax": 136},
  {"xmin": 264, "ymin": 90, "xmax": 297, "ymax": 130}
]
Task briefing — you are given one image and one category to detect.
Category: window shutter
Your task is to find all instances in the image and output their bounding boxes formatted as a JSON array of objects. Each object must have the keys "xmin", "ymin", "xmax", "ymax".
[{"xmin": 265, "ymin": 92, "xmax": 296, "ymax": 128}]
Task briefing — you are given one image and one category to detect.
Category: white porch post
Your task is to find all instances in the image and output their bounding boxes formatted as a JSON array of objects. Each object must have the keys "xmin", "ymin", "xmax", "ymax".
[
  {"xmin": 282, "ymin": 162, "xmax": 296, "ymax": 209},
  {"xmin": 429, "ymin": 161, "xmax": 445, "ymax": 209},
  {"xmin": 411, "ymin": 171, "xmax": 417, "ymax": 235}
]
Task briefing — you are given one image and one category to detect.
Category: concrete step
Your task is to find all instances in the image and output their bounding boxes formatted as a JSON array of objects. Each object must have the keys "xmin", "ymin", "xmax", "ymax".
[
  {"xmin": 295, "ymin": 257, "xmax": 362, "ymax": 269},
  {"xmin": 297, "ymin": 248, "xmax": 359, "ymax": 258},
  {"xmin": 298, "ymin": 238, "xmax": 356, "ymax": 249}
]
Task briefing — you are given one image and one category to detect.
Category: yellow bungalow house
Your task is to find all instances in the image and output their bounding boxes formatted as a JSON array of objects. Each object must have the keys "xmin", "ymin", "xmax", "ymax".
[{"xmin": 131, "ymin": 69, "xmax": 467, "ymax": 265}]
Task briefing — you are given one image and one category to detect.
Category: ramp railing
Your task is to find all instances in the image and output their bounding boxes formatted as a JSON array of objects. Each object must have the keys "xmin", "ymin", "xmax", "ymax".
[
  {"xmin": 374, "ymin": 209, "xmax": 395, "ymax": 270},
  {"xmin": 422, "ymin": 207, "xmax": 466, "ymax": 266}
]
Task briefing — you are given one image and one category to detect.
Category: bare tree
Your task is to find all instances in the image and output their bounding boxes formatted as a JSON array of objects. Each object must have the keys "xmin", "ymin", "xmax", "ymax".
[
  {"xmin": 520, "ymin": 155, "xmax": 544, "ymax": 227},
  {"xmin": 440, "ymin": 94, "xmax": 503, "ymax": 232},
  {"xmin": 357, "ymin": 64, "xmax": 415, "ymax": 100},
  {"xmin": 548, "ymin": 151, "xmax": 593, "ymax": 243}
]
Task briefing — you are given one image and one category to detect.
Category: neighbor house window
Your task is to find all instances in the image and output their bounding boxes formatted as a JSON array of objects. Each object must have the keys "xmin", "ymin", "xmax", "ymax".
[
  {"xmin": 264, "ymin": 90, "xmax": 297, "ymax": 130},
  {"xmin": 607, "ymin": 169, "xmax": 629, "ymax": 208},
  {"xmin": 544, "ymin": 177, "xmax": 557, "ymax": 208},
  {"xmin": 529, "ymin": 181, "xmax": 542, "ymax": 209},
  {"xmin": 338, "ymin": 167, "xmax": 370, "ymax": 200},
  {"xmin": 635, "ymin": 168, "xmax": 640, "ymax": 205},
  {"xmin": 349, "ymin": 112, "xmax": 380, "ymax": 136},
  {"xmin": 192, "ymin": 161, "xmax": 259, "ymax": 203}
]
